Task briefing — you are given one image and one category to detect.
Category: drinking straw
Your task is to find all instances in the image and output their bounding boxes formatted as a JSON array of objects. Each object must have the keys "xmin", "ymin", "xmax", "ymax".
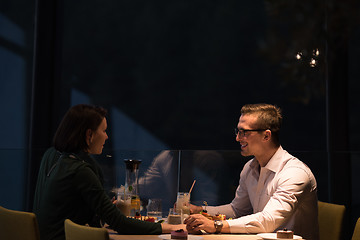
[{"xmin": 189, "ymin": 180, "xmax": 196, "ymax": 194}]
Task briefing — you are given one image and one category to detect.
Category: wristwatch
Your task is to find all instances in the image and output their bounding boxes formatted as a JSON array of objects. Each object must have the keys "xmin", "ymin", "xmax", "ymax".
[{"xmin": 214, "ymin": 220, "xmax": 223, "ymax": 234}]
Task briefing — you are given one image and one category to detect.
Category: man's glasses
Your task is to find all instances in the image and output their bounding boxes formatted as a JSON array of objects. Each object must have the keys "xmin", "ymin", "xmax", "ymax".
[{"xmin": 234, "ymin": 128, "xmax": 267, "ymax": 137}]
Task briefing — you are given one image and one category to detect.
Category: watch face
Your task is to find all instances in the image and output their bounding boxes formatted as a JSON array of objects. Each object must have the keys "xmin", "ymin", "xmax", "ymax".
[
  {"xmin": 215, "ymin": 221, "xmax": 223, "ymax": 226},
  {"xmin": 214, "ymin": 220, "xmax": 223, "ymax": 233}
]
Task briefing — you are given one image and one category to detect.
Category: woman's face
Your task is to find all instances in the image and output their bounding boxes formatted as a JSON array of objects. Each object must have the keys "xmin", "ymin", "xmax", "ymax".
[{"xmin": 87, "ymin": 117, "xmax": 108, "ymax": 155}]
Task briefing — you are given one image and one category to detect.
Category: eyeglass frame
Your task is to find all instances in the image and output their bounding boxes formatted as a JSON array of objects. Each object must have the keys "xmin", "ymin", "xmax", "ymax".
[{"xmin": 234, "ymin": 128, "xmax": 268, "ymax": 137}]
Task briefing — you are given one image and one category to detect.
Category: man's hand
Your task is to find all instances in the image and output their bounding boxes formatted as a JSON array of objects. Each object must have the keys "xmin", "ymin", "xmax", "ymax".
[
  {"xmin": 184, "ymin": 214, "xmax": 216, "ymax": 234},
  {"xmin": 189, "ymin": 204, "xmax": 203, "ymax": 214}
]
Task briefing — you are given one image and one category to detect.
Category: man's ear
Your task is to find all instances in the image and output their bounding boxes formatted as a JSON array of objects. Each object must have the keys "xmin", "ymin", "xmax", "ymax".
[
  {"xmin": 264, "ymin": 130, "xmax": 271, "ymax": 141},
  {"xmin": 86, "ymin": 129, "xmax": 93, "ymax": 145}
]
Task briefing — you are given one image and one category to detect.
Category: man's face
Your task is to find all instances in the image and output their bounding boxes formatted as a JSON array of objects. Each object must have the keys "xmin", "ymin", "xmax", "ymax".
[{"xmin": 235, "ymin": 114, "xmax": 264, "ymax": 157}]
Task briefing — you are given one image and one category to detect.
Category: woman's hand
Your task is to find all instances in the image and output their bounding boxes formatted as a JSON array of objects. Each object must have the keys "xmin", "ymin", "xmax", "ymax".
[{"xmin": 161, "ymin": 223, "xmax": 187, "ymax": 233}]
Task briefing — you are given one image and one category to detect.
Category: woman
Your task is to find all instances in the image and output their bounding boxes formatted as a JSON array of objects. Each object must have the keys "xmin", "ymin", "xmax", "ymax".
[{"xmin": 33, "ymin": 104, "xmax": 184, "ymax": 240}]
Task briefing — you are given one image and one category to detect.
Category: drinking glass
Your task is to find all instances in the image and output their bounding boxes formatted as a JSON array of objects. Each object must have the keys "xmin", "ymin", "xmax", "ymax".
[
  {"xmin": 147, "ymin": 199, "xmax": 162, "ymax": 219},
  {"xmin": 176, "ymin": 192, "xmax": 190, "ymax": 216},
  {"xmin": 116, "ymin": 193, "xmax": 132, "ymax": 216},
  {"xmin": 167, "ymin": 208, "xmax": 182, "ymax": 224}
]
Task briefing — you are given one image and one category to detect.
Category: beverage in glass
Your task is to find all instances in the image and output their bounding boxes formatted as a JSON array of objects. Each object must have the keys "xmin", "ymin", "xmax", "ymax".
[
  {"xmin": 176, "ymin": 192, "xmax": 190, "ymax": 216},
  {"xmin": 116, "ymin": 193, "xmax": 131, "ymax": 216},
  {"xmin": 167, "ymin": 208, "xmax": 182, "ymax": 224},
  {"xmin": 147, "ymin": 199, "xmax": 162, "ymax": 219}
]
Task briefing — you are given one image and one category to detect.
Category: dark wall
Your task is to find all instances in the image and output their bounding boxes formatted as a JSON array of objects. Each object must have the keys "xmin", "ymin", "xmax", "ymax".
[{"xmin": 1, "ymin": 0, "xmax": 360, "ymax": 238}]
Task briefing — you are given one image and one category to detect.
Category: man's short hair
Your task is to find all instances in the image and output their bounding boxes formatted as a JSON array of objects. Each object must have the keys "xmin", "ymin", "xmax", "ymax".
[{"xmin": 241, "ymin": 103, "xmax": 282, "ymax": 146}]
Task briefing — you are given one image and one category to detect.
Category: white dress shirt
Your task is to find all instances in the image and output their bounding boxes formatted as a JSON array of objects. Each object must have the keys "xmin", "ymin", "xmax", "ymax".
[{"xmin": 206, "ymin": 146, "xmax": 319, "ymax": 240}]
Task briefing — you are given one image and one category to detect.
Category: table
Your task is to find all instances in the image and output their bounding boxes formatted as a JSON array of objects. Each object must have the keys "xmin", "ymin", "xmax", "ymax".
[{"xmin": 108, "ymin": 232, "xmax": 261, "ymax": 240}]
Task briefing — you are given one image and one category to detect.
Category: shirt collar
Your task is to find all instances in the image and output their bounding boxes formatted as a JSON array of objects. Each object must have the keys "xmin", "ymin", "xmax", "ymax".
[
  {"xmin": 250, "ymin": 146, "xmax": 284, "ymax": 173},
  {"xmin": 263, "ymin": 146, "xmax": 285, "ymax": 173}
]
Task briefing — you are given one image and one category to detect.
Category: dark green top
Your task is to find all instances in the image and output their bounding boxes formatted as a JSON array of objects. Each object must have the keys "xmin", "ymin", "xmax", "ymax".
[{"xmin": 33, "ymin": 147, "xmax": 161, "ymax": 240}]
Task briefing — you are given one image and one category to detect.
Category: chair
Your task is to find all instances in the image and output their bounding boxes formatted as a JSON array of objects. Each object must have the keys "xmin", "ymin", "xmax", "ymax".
[
  {"xmin": 64, "ymin": 219, "xmax": 110, "ymax": 240},
  {"xmin": 0, "ymin": 205, "xmax": 40, "ymax": 240},
  {"xmin": 352, "ymin": 217, "xmax": 360, "ymax": 240},
  {"xmin": 318, "ymin": 201, "xmax": 346, "ymax": 240}
]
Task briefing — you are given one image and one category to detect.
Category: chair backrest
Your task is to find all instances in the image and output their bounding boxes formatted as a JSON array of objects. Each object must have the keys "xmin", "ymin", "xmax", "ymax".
[
  {"xmin": 64, "ymin": 219, "xmax": 110, "ymax": 240},
  {"xmin": 0, "ymin": 205, "xmax": 40, "ymax": 240},
  {"xmin": 318, "ymin": 201, "xmax": 346, "ymax": 240},
  {"xmin": 352, "ymin": 217, "xmax": 360, "ymax": 240}
]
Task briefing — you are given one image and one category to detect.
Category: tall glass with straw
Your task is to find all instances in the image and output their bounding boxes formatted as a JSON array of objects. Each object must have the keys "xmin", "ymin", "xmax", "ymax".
[{"xmin": 175, "ymin": 180, "xmax": 196, "ymax": 221}]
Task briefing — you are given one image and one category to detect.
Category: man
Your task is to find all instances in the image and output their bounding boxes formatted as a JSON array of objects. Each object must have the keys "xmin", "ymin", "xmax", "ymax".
[{"xmin": 184, "ymin": 103, "xmax": 319, "ymax": 240}]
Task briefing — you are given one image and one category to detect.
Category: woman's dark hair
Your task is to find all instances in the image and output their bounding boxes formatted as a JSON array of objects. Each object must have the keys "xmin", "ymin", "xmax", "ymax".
[{"xmin": 53, "ymin": 104, "xmax": 107, "ymax": 153}]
